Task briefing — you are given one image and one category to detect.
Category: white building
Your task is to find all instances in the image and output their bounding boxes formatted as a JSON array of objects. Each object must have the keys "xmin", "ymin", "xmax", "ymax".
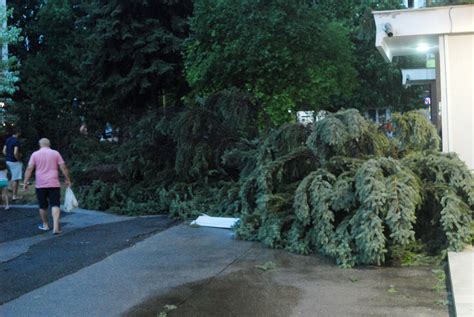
[{"xmin": 373, "ymin": 4, "xmax": 474, "ymax": 171}]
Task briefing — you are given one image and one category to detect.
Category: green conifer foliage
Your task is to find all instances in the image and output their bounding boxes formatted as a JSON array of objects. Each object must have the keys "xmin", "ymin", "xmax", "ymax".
[
  {"xmin": 73, "ymin": 88, "xmax": 258, "ymax": 216},
  {"xmin": 403, "ymin": 152, "xmax": 474, "ymax": 252},
  {"xmin": 172, "ymin": 88, "xmax": 259, "ymax": 181},
  {"xmin": 392, "ymin": 110, "xmax": 441, "ymax": 154},
  {"xmin": 81, "ymin": 0, "xmax": 193, "ymax": 126},
  {"xmin": 237, "ymin": 109, "xmax": 473, "ymax": 267},
  {"xmin": 440, "ymin": 191, "xmax": 472, "ymax": 250},
  {"xmin": 306, "ymin": 109, "xmax": 389, "ymax": 162},
  {"xmin": 235, "ymin": 123, "xmax": 318, "ymax": 243},
  {"xmin": 70, "ymin": 86, "xmax": 471, "ymax": 267}
]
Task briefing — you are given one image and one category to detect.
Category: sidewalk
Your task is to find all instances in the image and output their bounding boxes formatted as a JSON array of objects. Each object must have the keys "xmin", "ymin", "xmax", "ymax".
[
  {"xmin": 448, "ymin": 247, "xmax": 474, "ymax": 317},
  {"xmin": 0, "ymin": 225, "xmax": 253, "ymax": 317},
  {"xmin": 0, "ymin": 207, "xmax": 130, "ymax": 263},
  {"xmin": 1, "ymin": 224, "xmax": 449, "ymax": 317}
]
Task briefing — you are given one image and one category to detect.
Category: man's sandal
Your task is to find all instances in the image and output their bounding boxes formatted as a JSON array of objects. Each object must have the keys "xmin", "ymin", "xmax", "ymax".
[{"xmin": 38, "ymin": 225, "xmax": 50, "ymax": 231}]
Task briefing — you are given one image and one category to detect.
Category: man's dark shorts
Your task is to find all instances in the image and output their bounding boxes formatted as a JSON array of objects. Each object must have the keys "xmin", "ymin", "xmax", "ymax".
[{"xmin": 36, "ymin": 187, "xmax": 61, "ymax": 209}]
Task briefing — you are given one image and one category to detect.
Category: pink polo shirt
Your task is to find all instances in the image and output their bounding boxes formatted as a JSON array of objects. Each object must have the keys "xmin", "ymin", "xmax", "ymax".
[{"xmin": 28, "ymin": 147, "xmax": 65, "ymax": 188}]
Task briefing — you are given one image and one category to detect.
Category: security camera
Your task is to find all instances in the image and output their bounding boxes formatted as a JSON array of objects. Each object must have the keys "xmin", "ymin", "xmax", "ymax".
[{"xmin": 384, "ymin": 23, "xmax": 393, "ymax": 37}]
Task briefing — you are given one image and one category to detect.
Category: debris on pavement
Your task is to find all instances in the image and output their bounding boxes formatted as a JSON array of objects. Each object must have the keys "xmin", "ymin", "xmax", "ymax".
[
  {"xmin": 190, "ymin": 214, "xmax": 239, "ymax": 229},
  {"xmin": 255, "ymin": 261, "xmax": 277, "ymax": 271}
]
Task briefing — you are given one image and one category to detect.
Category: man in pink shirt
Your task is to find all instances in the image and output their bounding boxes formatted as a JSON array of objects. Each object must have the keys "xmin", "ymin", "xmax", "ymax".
[{"xmin": 24, "ymin": 138, "xmax": 72, "ymax": 234}]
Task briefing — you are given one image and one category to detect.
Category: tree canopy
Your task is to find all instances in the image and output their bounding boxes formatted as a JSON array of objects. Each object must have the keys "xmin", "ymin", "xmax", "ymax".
[
  {"xmin": 81, "ymin": 0, "xmax": 193, "ymax": 127},
  {"xmin": 0, "ymin": 4, "xmax": 21, "ymax": 96},
  {"xmin": 8, "ymin": 0, "xmax": 86, "ymax": 151},
  {"xmin": 185, "ymin": 0, "xmax": 357, "ymax": 124},
  {"xmin": 8, "ymin": 0, "xmax": 431, "ymax": 144}
]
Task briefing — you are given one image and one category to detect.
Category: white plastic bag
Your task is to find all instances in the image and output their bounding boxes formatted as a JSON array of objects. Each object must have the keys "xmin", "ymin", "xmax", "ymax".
[
  {"xmin": 64, "ymin": 187, "xmax": 79, "ymax": 212},
  {"xmin": 190, "ymin": 214, "xmax": 239, "ymax": 229}
]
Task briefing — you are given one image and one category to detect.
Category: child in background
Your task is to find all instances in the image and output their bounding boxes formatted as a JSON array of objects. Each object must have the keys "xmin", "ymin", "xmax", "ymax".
[{"xmin": 0, "ymin": 158, "xmax": 10, "ymax": 210}]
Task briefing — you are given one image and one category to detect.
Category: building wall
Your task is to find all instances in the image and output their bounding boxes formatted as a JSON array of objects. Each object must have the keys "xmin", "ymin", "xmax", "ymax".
[{"xmin": 439, "ymin": 33, "xmax": 474, "ymax": 170}]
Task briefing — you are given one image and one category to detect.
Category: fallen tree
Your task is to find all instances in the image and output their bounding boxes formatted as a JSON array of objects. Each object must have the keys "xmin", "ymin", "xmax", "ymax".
[
  {"xmin": 71, "ymin": 90, "xmax": 473, "ymax": 267},
  {"xmin": 235, "ymin": 109, "xmax": 473, "ymax": 267}
]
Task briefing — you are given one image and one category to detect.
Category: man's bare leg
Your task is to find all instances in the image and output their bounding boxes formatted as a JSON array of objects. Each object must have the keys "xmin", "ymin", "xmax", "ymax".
[
  {"xmin": 52, "ymin": 206, "xmax": 61, "ymax": 233},
  {"xmin": 39, "ymin": 208, "xmax": 49, "ymax": 229}
]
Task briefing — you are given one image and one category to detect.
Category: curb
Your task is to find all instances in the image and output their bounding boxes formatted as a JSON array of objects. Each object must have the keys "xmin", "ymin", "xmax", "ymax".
[{"xmin": 447, "ymin": 246, "xmax": 473, "ymax": 317}]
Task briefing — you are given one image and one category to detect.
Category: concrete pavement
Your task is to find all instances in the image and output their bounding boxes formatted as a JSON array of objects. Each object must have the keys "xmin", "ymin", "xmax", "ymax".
[
  {"xmin": 1, "ymin": 206, "xmax": 131, "ymax": 263},
  {"xmin": 0, "ymin": 216, "xmax": 177, "ymax": 304},
  {"xmin": 0, "ymin": 207, "xmax": 452, "ymax": 316},
  {"xmin": 1, "ymin": 225, "xmax": 253, "ymax": 317},
  {"xmin": 125, "ymin": 238, "xmax": 450, "ymax": 317}
]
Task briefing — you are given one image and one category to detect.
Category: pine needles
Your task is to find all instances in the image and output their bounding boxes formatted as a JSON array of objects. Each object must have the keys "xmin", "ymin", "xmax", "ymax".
[
  {"xmin": 236, "ymin": 109, "xmax": 473, "ymax": 267},
  {"xmin": 73, "ymin": 93, "xmax": 472, "ymax": 268}
]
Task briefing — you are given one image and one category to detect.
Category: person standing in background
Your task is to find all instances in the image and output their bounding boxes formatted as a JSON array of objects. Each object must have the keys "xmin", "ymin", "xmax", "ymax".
[
  {"xmin": 0, "ymin": 158, "xmax": 10, "ymax": 210},
  {"xmin": 3, "ymin": 130, "xmax": 23, "ymax": 200}
]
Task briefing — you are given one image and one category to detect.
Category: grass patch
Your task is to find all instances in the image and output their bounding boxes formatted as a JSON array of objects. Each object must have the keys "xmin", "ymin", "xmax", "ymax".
[
  {"xmin": 157, "ymin": 304, "xmax": 177, "ymax": 317},
  {"xmin": 432, "ymin": 268, "xmax": 446, "ymax": 294},
  {"xmin": 435, "ymin": 299, "xmax": 449, "ymax": 307},
  {"xmin": 387, "ymin": 285, "xmax": 397, "ymax": 294},
  {"xmin": 255, "ymin": 261, "xmax": 277, "ymax": 271},
  {"xmin": 389, "ymin": 242, "xmax": 445, "ymax": 267}
]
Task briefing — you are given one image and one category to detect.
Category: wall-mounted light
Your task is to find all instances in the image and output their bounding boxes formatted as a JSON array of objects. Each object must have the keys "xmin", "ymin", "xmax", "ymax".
[
  {"xmin": 384, "ymin": 23, "xmax": 393, "ymax": 37},
  {"xmin": 416, "ymin": 43, "xmax": 430, "ymax": 52}
]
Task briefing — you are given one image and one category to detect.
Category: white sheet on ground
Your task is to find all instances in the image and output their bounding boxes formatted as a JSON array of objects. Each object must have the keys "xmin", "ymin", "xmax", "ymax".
[{"xmin": 190, "ymin": 214, "xmax": 239, "ymax": 229}]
